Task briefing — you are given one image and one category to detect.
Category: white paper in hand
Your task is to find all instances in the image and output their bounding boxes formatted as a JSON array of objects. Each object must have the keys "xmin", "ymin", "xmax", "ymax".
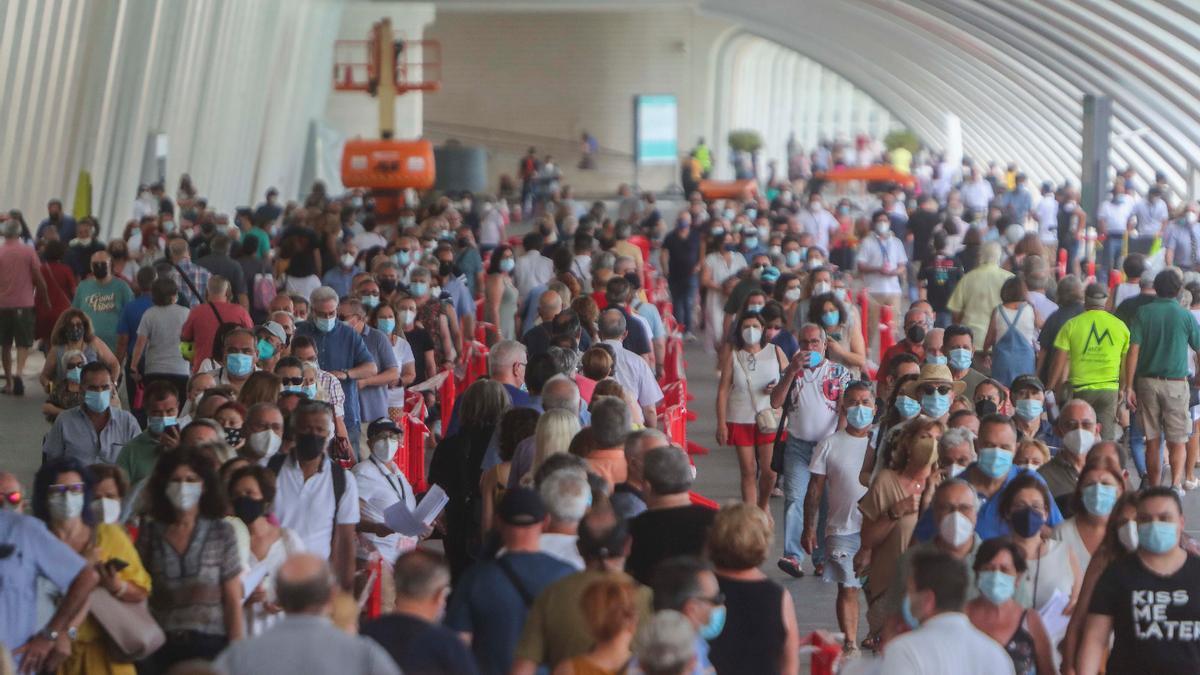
[
  {"xmin": 415, "ymin": 484, "xmax": 449, "ymax": 525},
  {"xmin": 242, "ymin": 561, "xmax": 272, "ymax": 603},
  {"xmin": 382, "ymin": 500, "xmax": 425, "ymax": 536},
  {"xmin": 1037, "ymin": 588, "xmax": 1071, "ymax": 642}
]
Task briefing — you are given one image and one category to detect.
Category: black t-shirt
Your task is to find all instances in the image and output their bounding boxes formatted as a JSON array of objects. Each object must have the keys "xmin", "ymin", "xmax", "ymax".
[
  {"xmin": 1089, "ymin": 552, "xmax": 1200, "ymax": 674},
  {"xmin": 521, "ymin": 323, "xmax": 553, "ymax": 358},
  {"xmin": 1115, "ymin": 293, "xmax": 1156, "ymax": 328},
  {"xmin": 361, "ymin": 613, "xmax": 480, "ymax": 675},
  {"xmin": 627, "ymin": 504, "xmax": 716, "ymax": 585},
  {"xmin": 406, "ymin": 328, "xmax": 436, "ymax": 383},
  {"xmin": 281, "ymin": 226, "xmax": 319, "ymax": 277},
  {"xmin": 907, "ymin": 210, "xmax": 941, "ymax": 265},
  {"xmin": 662, "ymin": 228, "xmax": 703, "ymax": 283},
  {"xmin": 917, "ymin": 255, "xmax": 962, "ymax": 312}
]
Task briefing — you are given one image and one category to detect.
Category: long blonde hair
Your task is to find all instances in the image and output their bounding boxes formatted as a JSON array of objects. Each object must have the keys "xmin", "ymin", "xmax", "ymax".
[{"xmin": 531, "ymin": 408, "xmax": 581, "ymax": 478}]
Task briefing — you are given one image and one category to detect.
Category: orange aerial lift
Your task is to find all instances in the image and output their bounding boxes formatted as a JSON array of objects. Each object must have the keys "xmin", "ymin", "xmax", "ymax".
[{"xmin": 333, "ymin": 19, "xmax": 441, "ymax": 216}]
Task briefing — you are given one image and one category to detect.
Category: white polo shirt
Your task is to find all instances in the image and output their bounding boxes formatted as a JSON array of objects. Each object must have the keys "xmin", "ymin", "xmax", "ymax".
[
  {"xmin": 1098, "ymin": 195, "xmax": 1134, "ymax": 235},
  {"xmin": 274, "ymin": 455, "xmax": 360, "ymax": 559},
  {"xmin": 601, "ymin": 339, "xmax": 664, "ymax": 408},
  {"xmin": 352, "ymin": 456, "xmax": 416, "ymax": 565},
  {"xmin": 856, "ymin": 233, "xmax": 907, "ymax": 295}
]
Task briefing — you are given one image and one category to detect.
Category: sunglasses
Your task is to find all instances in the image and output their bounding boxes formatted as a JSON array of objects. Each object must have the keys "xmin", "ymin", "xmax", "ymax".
[
  {"xmin": 48, "ymin": 483, "xmax": 85, "ymax": 495},
  {"xmin": 281, "ymin": 377, "xmax": 304, "ymax": 386},
  {"xmin": 920, "ymin": 385, "xmax": 954, "ymax": 396}
]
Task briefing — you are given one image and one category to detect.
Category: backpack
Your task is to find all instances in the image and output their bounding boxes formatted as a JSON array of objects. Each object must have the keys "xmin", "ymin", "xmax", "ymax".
[
  {"xmin": 268, "ymin": 452, "xmax": 347, "ymax": 545},
  {"xmin": 253, "ymin": 273, "xmax": 277, "ymax": 313},
  {"xmin": 991, "ymin": 303, "xmax": 1035, "ymax": 388}
]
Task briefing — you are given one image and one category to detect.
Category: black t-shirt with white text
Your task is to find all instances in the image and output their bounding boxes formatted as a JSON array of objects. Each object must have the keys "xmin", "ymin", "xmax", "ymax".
[{"xmin": 1089, "ymin": 552, "xmax": 1200, "ymax": 674}]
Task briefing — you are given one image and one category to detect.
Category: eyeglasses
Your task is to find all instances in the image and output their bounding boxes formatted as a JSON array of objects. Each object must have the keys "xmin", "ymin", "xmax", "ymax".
[
  {"xmin": 693, "ymin": 592, "xmax": 726, "ymax": 606},
  {"xmin": 921, "ymin": 385, "xmax": 953, "ymax": 396},
  {"xmin": 48, "ymin": 483, "xmax": 85, "ymax": 495},
  {"xmin": 281, "ymin": 377, "xmax": 303, "ymax": 386}
]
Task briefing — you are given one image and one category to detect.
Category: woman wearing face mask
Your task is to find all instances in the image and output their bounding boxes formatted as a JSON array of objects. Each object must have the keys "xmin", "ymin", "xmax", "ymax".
[
  {"xmin": 40, "ymin": 309, "xmax": 119, "ymax": 393},
  {"xmin": 369, "ymin": 303, "xmax": 417, "ymax": 428},
  {"xmin": 795, "ymin": 267, "xmax": 833, "ymax": 329},
  {"xmin": 484, "ymin": 244, "xmax": 520, "ymax": 341},
  {"xmin": 998, "ymin": 475, "xmax": 1081, "ymax": 623},
  {"xmin": 701, "ymin": 233, "xmax": 747, "ymax": 353},
  {"xmin": 137, "ymin": 447, "xmax": 244, "ymax": 668},
  {"xmin": 965, "ymin": 539, "xmax": 1056, "ymax": 675},
  {"xmin": 396, "ymin": 297, "xmax": 437, "ymax": 386},
  {"xmin": 983, "ymin": 277, "xmax": 1042, "ymax": 389},
  {"xmin": 772, "ymin": 273, "xmax": 804, "ymax": 334},
  {"xmin": 1013, "ymin": 439, "xmax": 1051, "ymax": 472},
  {"xmin": 88, "ymin": 463, "xmax": 130, "ymax": 529},
  {"xmin": 129, "ymin": 276, "xmax": 191, "ymax": 401},
  {"xmin": 33, "ymin": 458, "xmax": 150, "ymax": 675},
  {"xmin": 409, "ymin": 267, "xmax": 457, "ymax": 370},
  {"xmin": 716, "ymin": 311, "xmax": 788, "ymax": 514},
  {"xmin": 706, "ymin": 503, "xmax": 800, "ymax": 675},
  {"xmin": 214, "ymin": 402, "xmax": 248, "ymax": 456},
  {"xmin": 1053, "ymin": 462, "xmax": 1125, "ymax": 574},
  {"xmin": 859, "ymin": 372, "xmax": 923, "ymax": 487},
  {"xmin": 43, "ymin": 349, "xmax": 87, "ymax": 422},
  {"xmin": 760, "ymin": 302, "xmax": 799, "ymax": 360},
  {"xmin": 226, "ymin": 465, "xmax": 304, "ymax": 636},
  {"xmin": 807, "ymin": 292, "xmax": 866, "ymax": 375}
]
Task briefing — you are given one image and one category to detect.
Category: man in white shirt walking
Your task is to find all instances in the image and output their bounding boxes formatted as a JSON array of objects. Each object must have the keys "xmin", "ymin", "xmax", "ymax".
[
  {"xmin": 798, "ymin": 194, "xmax": 839, "ymax": 253},
  {"xmin": 800, "ymin": 381, "xmax": 874, "ymax": 654},
  {"xmin": 880, "ymin": 550, "xmax": 1015, "ymax": 675},
  {"xmin": 855, "ymin": 211, "xmax": 908, "ymax": 351},
  {"xmin": 1098, "ymin": 182, "xmax": 1134, "ymax": 277}
]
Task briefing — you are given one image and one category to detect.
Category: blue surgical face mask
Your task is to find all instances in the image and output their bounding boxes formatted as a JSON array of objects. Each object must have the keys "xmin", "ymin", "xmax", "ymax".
[
  {"xmin": 785, "ymin": 250, "xmax": 802, "ymax": 267},
  {"xmin": 948, "ymin": 347, "xmax": 973, "ymax": 371},
  {"xmin": 1009, "ymin": 507, "xmax": 1046, "ymax": 538},
  {"xmin": 920, "ymin": 392, "xmax": 950, "ymax": 418},
  {"xmin": 847, "ymin": 405, "xmax": 874, "ymax": 430},
  {"xmin": 84, "ymin": 389, "xmax": 111, "ymax": 413},
  {"xmin": 66, "ymin": 366, "xmax": 82, "ymax": 383},
  {"xmin": 410, "ymin": 282, "xmax": 429, "ymax": 297},
  {"xmin": 283, "ymin": 384, "xmax": 303, "ymax": 393},
  {"xmin": 394, "ymin": 250, "xmax": 411, "ymax": 266},
  {"xmin": 895, "ymin": 395, "xmax": 921, "ymax": 419},
  {"xmin": 700, "ymin": 605, "xmax": 726, "ymax": 640},
  {"xmin": 806, "ymin": 350, "xmax": 822, "ymax": 369},
  {"xmin": 1081, "ymin": 483, "xmax": 1118, "ymax": 517},
  {"xmin": 301, "ymin": 383, "xmax": 318, "ymax": 399},
  {"xmin": 226, "ymin": 353, "xmax": 254, "ymax": 377},
  {"xmin": 743, "ymin": 237, "xmax": 758, "ymax": 250},
  {"xmin": 1138, "ymin": 522, "xmax": 1179, "ymax": 554},
  {"xmin": 499, "ymin": 257, "xmax": 515, "ymax": 273},
  {"xmin": 1014, "ymin": 398, "xmax": 1044, "ymax": 421},
  {"xmin": 821, "ymin": 311, "xmax": 840, "ymax": 328},
  {"xmin": 315, "ymin": 316, "xmax": 337, "ymax": 333},
  {"xmin": 925, "ymin": 354, "xmax": 948, "ymax": 366},
  {"xmin": 148, "ymin": 415, "xmax": 177, "ymax": 435},
  {"xmin": 256, "ymin": 339, "xmax": 276, "ymax": 360},
  {"xmin": 977, "ymin": 447, "xmax": 1014, "ymax": 479},
  {"xmin": 361, "ymin": 294, "xmax": 380, "ymax": 309},
  {"xmin": 377, "ymin": 318, "xmax": 396, "ymax": 335},
  {"xmin": 977, "ymin": 571, "xmax": 1016, "ymax": 605}
]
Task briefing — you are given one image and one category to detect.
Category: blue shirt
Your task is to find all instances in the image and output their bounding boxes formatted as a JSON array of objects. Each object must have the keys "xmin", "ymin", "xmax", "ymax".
[
  {"xmin": 116, "ymin": 294, "xmax": 154, "ymax": 361},
  {"xmin": 0, "ymin": 510, "xmax": 87, "ymax": 655},
  {"xmin": 295, "ymin": 320, "xmax": 375, "ymax": 427},
  {"xmin": 358, "ymin": 326, "xmax": 398, "ymax": 424},
  {"xmin": 443, "ymin": 276, "xmax": 475, "ymax": 319},
  {"xmin": 444, "ymin": 551, "xmax": 574, "ymax": 675},
  {"xmin": 911, "ymin": 465, "xmax": 1064, "ymax": 542},
  {"xmin": 36, "ymin": 215, "xmax": 77, "ymax": 242},
  {"xmin": 455, "ymin": 248, "xmax": 484, "ymax": 296},
  {"xmin": 42, "ymin": 405, "xmax": 143, "ymax": 465},
  {"xmin": 322, "ymin": 265, "xmax": 361, "ymax": 299},
  {"xmin": 771, "ymin": 330, "xmax": 800, "ymax": 360}
]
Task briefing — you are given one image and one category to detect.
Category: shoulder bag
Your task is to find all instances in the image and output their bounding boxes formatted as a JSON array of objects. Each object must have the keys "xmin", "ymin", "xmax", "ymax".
[
  {"xmin": 737, "ymin": 349, "xmax": 782, "ymax": 433},
  {"xmin": 89, "ymin": 588, "xmax": 166, "ymax": 662}
]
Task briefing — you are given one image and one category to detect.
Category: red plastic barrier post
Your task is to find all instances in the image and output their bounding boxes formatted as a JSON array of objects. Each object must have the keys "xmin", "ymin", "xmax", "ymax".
[
  {"xmin": 1108, "ymin": 270, "xmax": 1122, "ymax": 290},
  {"xmin": 878, "ymin": 304, "xmax": 895, "ymax": 357},
  {"xmin": 1056, "ymin": 248, "xmax": 1067, "ymax": 280},
  {"xmin": 438, "ymin": 373, "xmax": 456, "ymax": 435}
]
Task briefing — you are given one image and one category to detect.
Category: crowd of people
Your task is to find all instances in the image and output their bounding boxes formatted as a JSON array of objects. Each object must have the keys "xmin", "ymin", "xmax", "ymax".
[{"xmin": 0, "ymin": 143, "xmax": 1199, "ymax": 675}]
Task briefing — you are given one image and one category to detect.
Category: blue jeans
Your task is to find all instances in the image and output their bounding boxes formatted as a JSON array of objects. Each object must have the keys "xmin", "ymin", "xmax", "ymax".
[
  {"xmin": 1102, "ymin": 236, "xmax": 1123, "ymax": 278},
  {"xmin": 782, "ymin": 436, "xmax": 828, "ymax": 564},
  {"xmin": 669, "ymin": 277, "xmax": 698, "ymax": 333}
]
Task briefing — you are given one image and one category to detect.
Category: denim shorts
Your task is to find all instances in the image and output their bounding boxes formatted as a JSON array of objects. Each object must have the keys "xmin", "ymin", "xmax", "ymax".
[{"xmin": 822, "ymin": 532, "xmax": 862, "ymax": 588}]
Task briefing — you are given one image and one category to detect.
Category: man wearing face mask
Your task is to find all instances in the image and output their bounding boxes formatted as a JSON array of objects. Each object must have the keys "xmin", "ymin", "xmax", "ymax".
[
  {"xmin": 878, "ymin": 308, "xmax": 929, "ymax": 380},
  {"xmin": 900, "ymin": 364, "xmax": 962, "ymax": 424},
  {"xmin": 1078, "ymin": 487, "xmax": 1200, "ymax": 675},
  {"xmin": 116, "ymin": 382, "xmax": 182, "ymax": 485},
  {"xmin": 771, "ymin": 323, "xmax": 852, "ymax": 578},
  {"xmin": 43, "ymin": 363, "xmax": 140, "ymax": 465},
  {"xmin": 1162, "ymin": 202, "xmax": 1200, "ymax": 272},
  {"xmin": 270, "ymin": 401, "xmax": 360, "ymax": 590},
  {"xmin": 72, "ymin": 250, "xmax": 134, "ymax": 355},
  {"xmin": 1010, "ymin": 375, "xmax": 1061, "ymax": 453},
  {"xmin": 1038, "ymin": 399, "xmax": 1100, "ymax": 512},
  {"xmin": 798, "ymin": 193, "xmax": 839, "ymax": 254},
  {"xmin": 241, "ymin": 402, "xmax": 285, "ymax": 465},
  {"xmin": 338, "ymin": 298, "xmax": 399, "ymax": 454},
  {"xmin": 800, "ymin": 382, "xmax": 875, "ymax": 654},
  {"xmin": 213, "ymin": 328, "xmax": 259, "ymax": 396},
  {"xmin": 353, "ymin": 419, "xmax": 419, "ymax": 608},
  {"xmin": 858, "ymin": 210, "xmax": 908, "ymax": 353},
  {"xmin": 321, "ymin": 241, "xmax": 360, "ymax": 299},
  {"xmin": 944, "ymin": 324, "xmax": 988, "ymax": 396},
  {"xmin": 881, "ymin": 550, "xmax": 1014, "ymax": 675}
]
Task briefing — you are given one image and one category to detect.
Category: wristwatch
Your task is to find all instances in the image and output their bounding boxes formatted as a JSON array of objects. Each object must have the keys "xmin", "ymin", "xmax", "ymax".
[{"xmin": 38, "ymin": 627, "xmax": 59, "ymax": 641}]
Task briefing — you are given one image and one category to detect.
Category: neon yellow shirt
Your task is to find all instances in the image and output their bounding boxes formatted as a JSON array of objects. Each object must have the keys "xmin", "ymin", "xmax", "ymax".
[{"xmin": 1053, "ymin": 309, "xmax": 1130, "ymax": 390}]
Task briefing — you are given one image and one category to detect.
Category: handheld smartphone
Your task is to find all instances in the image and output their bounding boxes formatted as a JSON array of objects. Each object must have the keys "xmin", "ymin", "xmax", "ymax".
[{"xmin": 107, "ymin": 558, "xmax": 129, "ymax": 572}]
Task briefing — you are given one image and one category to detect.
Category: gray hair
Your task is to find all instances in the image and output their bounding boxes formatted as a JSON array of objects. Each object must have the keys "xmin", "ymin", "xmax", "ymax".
[
  {"xmin": 460, "ymin": 379, "xmax": 511, "ymax": 427},
  {"xmin": 309, "ymin": 286, "xmax": 339, "ymax": 307},
  {"xmin": 1021, "ymin": 255, "xmax": 1049, "ymax": 291},
  {"xmin": 289, "ymin": 401, "xmax": 334, "ymax": 437},
  {"xmin": 592, "ymin": 250, "xmax": 616, "ymax": 273},
  {"xmin": 940, "ymin": 427, "xmax": 976, "ymax": 461},
  {"xmin": 2, "ymin": 220, "xmax": 21, "ymax": 238},
  {"xmin": 797, "ymin": 322, "xmax": 827, "ymax": 341},
  {"xmin": 635, "ymin": 610, "xmax": 697, "ymax": 675},
  {"xmin": 598, "ymin": 309, "xmax": 627, "ymax": 339},
  {"xmin": 980, "ymin": 241, "xmax": 1004, "ymax": 265},
  {"xmin": 489, "ymin": 340, "xmax": 527, "ymax": 374},
  {"xmin": 590, "ymin": 396, "xmax": 631, "ymax": 447},
  {"xmin": 409, "ymin": 266, "xmax": 431, "ymax": 283},
  {"xmin": 1056, "ymin": 275, "xmax": 1084, "ymax": 306},
  {"xmin": 392, "ymin": 549, "xmax": 450, "ymax": 600},
  {"xmin": 541, "ymin": 374, "xmax": 580, "ymax": 413},
  {"xmin": 643, "ymin": 445, "xmax": 692, "ymax": 495},
  {"xmin": 625, "ymin": 428, "xmax": 669, "ymax": 464},
  {"xmin": 538, "ymin": 469, "xmax": 590, "ymax": 524},
  {"xmin": 545, "ymin": 346, "xmax": 577, "ymax": 377},
  {"xmin": 206, "ymin": 275, "xmax": 230, "ymax": 300},
  {"xmin": 934, "ymin": 478, "xmax": 979, "ymax": 512}
]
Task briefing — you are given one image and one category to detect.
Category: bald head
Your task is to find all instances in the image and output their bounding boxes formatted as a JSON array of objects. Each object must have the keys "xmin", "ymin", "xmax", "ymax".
[
  {"xmin": 538, "ymin": 290, "xmax": 563, "ymax": 321},
  {"xmin": 275, "ymin": 553, "xmax": 334, "ymax": 615}
]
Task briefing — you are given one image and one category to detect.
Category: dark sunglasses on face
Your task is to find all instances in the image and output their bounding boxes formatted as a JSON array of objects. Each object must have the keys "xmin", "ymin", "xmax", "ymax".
[
  {"xmin": 921, "ymin": 385, "xmax": 953, "ymax": 396},
  {"xmin": 281, "ymin": 377, "xmax": 303, "ymax": 386}
]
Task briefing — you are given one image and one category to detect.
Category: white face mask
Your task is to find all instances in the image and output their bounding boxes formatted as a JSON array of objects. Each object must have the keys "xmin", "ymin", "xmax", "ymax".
[
  {"xmin": 372, "ymin": 438, "xmax": 400, "ymax": 463},
  {"xmin": 93, "ymin": 497, "xmax": 121, "ymax": 525},
  {"xmin": 1063, "ymin": 428, "xmax": 1095, "ymax": 456},
  {"xmin": 246, "ymin": 429, "xmax": 282, "ymax": 459},
  {"xmin": 784, "ymin": 288, "xmax": 803, "ymax": 302},
  {"xmin": 1188, "ymin": 212, "xmax": 1198, "ymax": 225},
  {"xmin": 939, "ymin": 511, "xmax": 974, "ymax": 548},
  {"xmin": 398, "ymin": 309, "xmax": 416, "ymax": 327},
  {"xmin": 947, "ymin": 463, "xmax": 967, "ymax": 478},
  {"xmin": 166, "ymin": 481, "xmax": 203, "ymax": 512},
  {"xmin": 813, "ymin": 282, "xmax": 832, "ymax": 296},
  {"xmin": 742, "ymin": 327, "xmax": 763, "ymax": 344},
  {"xmin": 48, "ymin": 492, "xmax": 85, "ymax": 522},
  {"xmin": 1118, "ymin": 520, "xmax": 1139, "ymax": 552}
]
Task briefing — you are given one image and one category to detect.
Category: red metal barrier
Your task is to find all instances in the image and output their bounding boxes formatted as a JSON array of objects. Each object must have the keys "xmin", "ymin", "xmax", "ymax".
[
  {"xmin": 438, "ymin": 371, "xmax": 456, "ymax": 435},
  {"xmin": 688, "ymin": 491, "xmax": 719, "ymax": 510},
  {"xmin": 402, "ymin": 391, "xmax": 429, "ymax": 492},
  {"xmin": 662, "ymin": 336, "xmax": 685, "ymax": 385},
  {"xmin": 364, "ymin": 557, "xmax": 383, "ymax": 620},
  {"xmin": 457, "ymin": 340, "xmax": 490, "ymax": 391},
  {"xmin": 878, "ymin": 304, "xmax": 895, "ymax": 358},
  {"xmin": 1108, "ymin": 270, "xmax": 1122, "ymax": 290},
  {"xmin": 1056, "ymin": 248, "xmax": 1067, "ymax": 280}
]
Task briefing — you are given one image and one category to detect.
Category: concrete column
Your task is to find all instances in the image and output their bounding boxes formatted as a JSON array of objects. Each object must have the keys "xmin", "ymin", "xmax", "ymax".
[{"xmin": 1081, "ymin": 95, "xmax": 1112, "ymax": 222}]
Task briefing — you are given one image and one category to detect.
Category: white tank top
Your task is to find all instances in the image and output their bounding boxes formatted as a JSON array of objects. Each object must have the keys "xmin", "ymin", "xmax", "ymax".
[
  {"xmin": 726, "ymin": 347, "xmax": 782, "ymax": 424},
  {"xmin": 1020, "ymin": 538, "xmax": 1076, "ymax": 613}
]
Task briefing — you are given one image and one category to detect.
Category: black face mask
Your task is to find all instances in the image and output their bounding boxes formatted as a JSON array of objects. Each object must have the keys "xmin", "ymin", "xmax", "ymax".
[
  {"xmin": 232, "ymin": 496, "xmax": 266, "ymax": 524},
  {"xmin": 623, "ymin": 271, "xmax": 641, "ymax": 290},
  {"xmin": 294, "ymin": 432, "xmax": 327, "ymax": 461},
  {"xmin": 66, "ymin": 326, "xmax": 85, "ymax": 342},
  {"xmin": 91, "ymin": 262, "xmax": 109, "ymax": 279},
  {"xmin": 906, "ymin": 324, "xmax": 926, "ymax": 344},
  {"xmin": 378, "ymin": 279, "xmax": 398, "ymax": 294},
  {"xmin": 456, "ymin": 237, "xmax": 470, "ymax": 248},
  {"xmin": 224, "ymin": 427, "xmax": 242, "ymax": 446},
  {"xmin": 438, "ymin": 261, "xmax": 456, "ymax": 278},
  {"xmin": 975, "ymin": 399, "xmax": 999, "ymax": 418}
]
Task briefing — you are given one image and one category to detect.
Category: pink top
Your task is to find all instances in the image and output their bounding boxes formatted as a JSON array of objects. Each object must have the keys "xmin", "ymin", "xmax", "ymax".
[{"xmin": 0, "ymin": 241, "xmax": 39, "ymax": 308}]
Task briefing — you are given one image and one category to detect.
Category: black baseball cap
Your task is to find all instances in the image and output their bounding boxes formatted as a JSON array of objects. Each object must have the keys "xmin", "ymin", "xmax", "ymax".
[
  {"xmin": 367, "ymin": 418, "xmax": 402, "ymax": 438},
  {"xmin": 1010, "ymin": 374, "xmax": 1044, "ymax": 394},
  {"xmin": 498, "ymin": 487, "xmax": 546, "ymax": 526}
]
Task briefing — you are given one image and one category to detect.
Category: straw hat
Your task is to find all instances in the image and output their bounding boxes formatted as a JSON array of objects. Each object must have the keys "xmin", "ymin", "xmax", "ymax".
[{"xmin": 900, "ymin": 363, "xmax": 967, "ymax": 398}]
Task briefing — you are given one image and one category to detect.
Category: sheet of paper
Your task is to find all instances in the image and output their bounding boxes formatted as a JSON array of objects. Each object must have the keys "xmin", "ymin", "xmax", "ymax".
[
  {"xmin": 415, "ymin": 484, "xmax": 449, "ymax": 525},
  {"xmin": 1037, "ymin": 588, "xmax": 1071, "ymax": 641},
  {"xmin": 408, "ymin": 370, "xmax": 448, "ymax": 393},
  {"xmin": 382, "ymin": 499, "xmax": 426, "ymax": 537},
  {"xmin": 242, "ymin": 561, "xmax": 272, "ymax": 602}
]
